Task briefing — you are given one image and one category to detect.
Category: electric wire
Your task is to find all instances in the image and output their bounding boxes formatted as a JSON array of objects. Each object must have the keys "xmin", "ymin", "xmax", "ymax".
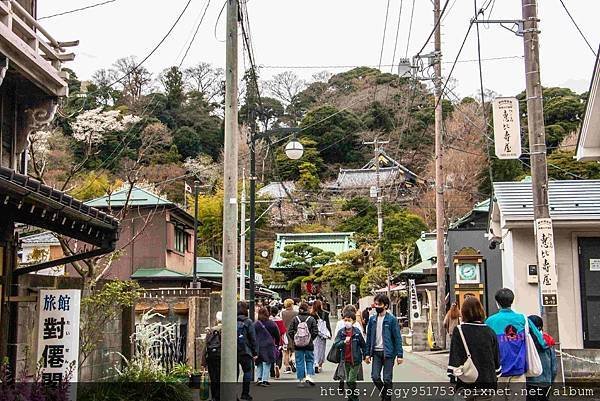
[
  {"xmin": 404, "ymin": 0, "xmax": 416, "ymax": 58},
  {"xmin": 390, "ymin": 0, "xmax": 404, "ymax": 74},
  {"xmin": 38, "ymin": 0, "xmax": 116, "ymax": 20},
  {"xmin": 179, "ymin": 0, "xmax": 212, "ymax": 68},
  {"xmin": 415, "ymin": 0, "xmax": 451, "ymax": 57},
  {"xmin": 557, "ymin": 0, "xmax": 597, "ymax": 57}
]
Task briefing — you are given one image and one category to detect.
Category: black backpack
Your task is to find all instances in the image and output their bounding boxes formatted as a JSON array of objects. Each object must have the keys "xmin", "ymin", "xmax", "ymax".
[
  {"xmin": 237, "ymin": 320, "xmax": 248, "ymax": 354},
  {"xmin": 206, "ymin": 329, "xmax": 221, "ymax": 357}
]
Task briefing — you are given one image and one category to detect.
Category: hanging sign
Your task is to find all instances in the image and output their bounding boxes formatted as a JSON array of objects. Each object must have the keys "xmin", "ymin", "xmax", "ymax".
[
  {"xmin": 37, "ymin": 289, "xmax": 81, "ymax": 385},
  {"xmin": 408, "ymin": 279, "xmax": 421, "ymax": 321},
  {"xmin": 534, "ymin": 219, "xmax": 558, "ymax": 306},
  {"xmin": 492, "ymin": 97, "xmax": 522, "ymax": 159}
]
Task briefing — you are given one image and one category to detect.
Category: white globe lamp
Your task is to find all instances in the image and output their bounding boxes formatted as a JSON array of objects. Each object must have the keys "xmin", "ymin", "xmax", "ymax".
[{"xmin": 284, "ymin": 139, "xmax": 304, "ymax": 160}]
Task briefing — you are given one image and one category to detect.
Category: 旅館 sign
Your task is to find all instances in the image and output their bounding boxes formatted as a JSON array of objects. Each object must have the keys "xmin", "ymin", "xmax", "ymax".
[{"xmin": 37, "ymin": 289, "xmax": 81, "ymax": 385}]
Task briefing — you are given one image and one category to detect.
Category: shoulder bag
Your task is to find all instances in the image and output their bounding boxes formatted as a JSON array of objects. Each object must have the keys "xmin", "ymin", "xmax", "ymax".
[{"xmin": 524, "ymin": 315, "xmax": 543, "ymax": 377}]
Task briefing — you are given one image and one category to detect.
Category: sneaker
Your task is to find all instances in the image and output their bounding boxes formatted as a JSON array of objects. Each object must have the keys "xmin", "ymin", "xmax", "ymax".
[
  {"xmin": 283, "ymin": 367, "xmax": 292, "ymax": 374},
  {"xmin": 314, "ymin": 366, "xmax": 320, "ymax": 374},
  {"xmin": 305, "ymin": 376, "xmax": 315, "ymax": 386},
  {"xmin": 274, "ymin": 365, "xmax": 280, "ymax": 378},
  {"xmin": 297, "ymin": 380, "xmax": 306, "ymax": 388},
  {"xmin": 258, "ymin": 381, "xmax": 269, "ymax": 387},
  {"xmin": 290, "ymin": 361, "xmax": 296, "ymax": 373},
  {"xmin": 240, "ymin": 395, "xmax": 253, "ymax": 401}
]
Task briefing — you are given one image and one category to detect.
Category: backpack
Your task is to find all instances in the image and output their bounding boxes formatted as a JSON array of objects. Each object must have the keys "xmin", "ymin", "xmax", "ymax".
[
  {"xmin": 294, "ymin": 316, "xmax": 312, "ymax": 348},
  {"xmin": 317, "ymin": 316, "xmax": 331, "ymax": 339},
  {"xmin": 237, "ymin": 320, "xmax": 248, "ymax": 354},
  {"xmin": 206, "ymin": 329, "xmax": 221, "ymax": 357}
]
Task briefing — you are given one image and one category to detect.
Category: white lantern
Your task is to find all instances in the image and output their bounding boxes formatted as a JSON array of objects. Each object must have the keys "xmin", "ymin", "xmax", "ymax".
[{"xmin": 284, "ymin": 139, "xmax": 304, "ymax": 160}]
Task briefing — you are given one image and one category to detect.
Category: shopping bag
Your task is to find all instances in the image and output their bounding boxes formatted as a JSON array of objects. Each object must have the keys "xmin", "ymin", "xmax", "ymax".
[
  {"xmin": 333, "ymin": 361, "xmax": 346, "ymax": 381},
  {"xmin": 327, "ymin": 343, "xmax": 341, "ymax": 364},
  {"xmin": 199, "ymin": 370, "xmax": 210, "ymax": 400}
]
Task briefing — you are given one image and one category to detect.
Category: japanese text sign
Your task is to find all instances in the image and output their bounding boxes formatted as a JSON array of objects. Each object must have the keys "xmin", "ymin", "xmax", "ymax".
[
  {"xmin": 534, "ymin": 218, "xmax": 558, "ymax": 306},
  {"xmin": 37, "ymin": 289, "xmax": 81, "ymax": 385},
  {"xmin": 492, "ymin": 97, "xmax": 522, "ymax": 159}
]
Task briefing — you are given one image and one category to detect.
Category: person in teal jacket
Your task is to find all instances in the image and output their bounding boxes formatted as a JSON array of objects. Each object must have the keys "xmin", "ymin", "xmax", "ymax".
[
  {"xmin": 485, "ymin": 289, "xmax": 547, "ymax": 380},
  {"xmin": 526, "ymin": 315, "xmax": 558, "ymax": 401}
]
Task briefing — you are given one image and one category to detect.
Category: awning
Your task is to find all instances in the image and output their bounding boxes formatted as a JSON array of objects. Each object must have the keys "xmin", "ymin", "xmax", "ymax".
[
  {"xmin": 375, "ymin": 283, "xmax": 407, "ymax": 293},
  {"xmin": 0, "ymin": 166, "xmax": 119, "ymax": 274}
]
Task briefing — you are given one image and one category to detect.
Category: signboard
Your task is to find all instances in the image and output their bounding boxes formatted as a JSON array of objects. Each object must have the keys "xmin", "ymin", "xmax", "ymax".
[
  {"xmin": 37, "ymin": 289, "xmax": 81, "ymax": 384},
  {"xmin": 455, "ymin": 262, "xmax": 480, "ymax": 284},
  {"xmin": 369, "ymin": 186, "xmax": 378, "ymax": 198},
  {"xmin": 527, "ymin": 264, "xmax": 538, "ymax": 283},
  {"xmin": 590, "ymin": 259, "xmax": 600, "ymax": 272},
  {"xmin": 408, "ymin": 279, "xmax": 421, "ymax": 321},
  {"xmin": 492, "ymin": 97, "xmax": 522, "ymax": 159},
  {"xmin": 534, "ymin": 218, "xmax": 558, "ymax": 306}
]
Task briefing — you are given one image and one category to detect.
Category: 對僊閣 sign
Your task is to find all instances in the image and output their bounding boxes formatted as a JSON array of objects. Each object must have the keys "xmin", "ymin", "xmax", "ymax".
[
  {"xmin": 37, "ymin": 289, "xmax": 81, "ymax": 385},
  {"xmin": 492, "ymin": 97, "xmax": 522, "ymax": 160},
  {"xmin": 535, "ymin": 218, "xmax": 558, "ymax": 306}
]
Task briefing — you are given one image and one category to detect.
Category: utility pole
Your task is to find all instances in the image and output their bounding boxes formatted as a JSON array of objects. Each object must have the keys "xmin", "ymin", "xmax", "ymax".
[
  {"xmin": 433, "ymin": 0, "xmax": 447, "ymax": 349},
  {"xmin": 192, "ymin": 181, "xmax": 199, "ymax": 288},
  {"xmin": 221, "ymin": 0, "xmax": 238, "ymax": 396},
  {"xmin": 364, "ymin": 139, "xmax": 389, "ymax": 298},
  {"xmin": 240, "ymin": 169, "xmax": 246, "ymax": 300},
  {"xmin": 521, "ymin": 0, "xmax": 561, "ymax": 367}
]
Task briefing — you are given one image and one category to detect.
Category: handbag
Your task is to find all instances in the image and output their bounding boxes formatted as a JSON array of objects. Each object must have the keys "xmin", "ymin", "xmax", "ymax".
[
  {"xmin": 199, "ymin": 370, "xmax": 210, "ymax": 400},
  {"xmin": 451, "ymin": 325, "xmax": 479, "ymax": 384},
  {"xmin": 524, "ymin": 315, "xmax": 543, "ymax": 377},
  {"xmin": 327, "ymin": 342, "xmax": 341, "ymax": 364},
  {"xmin": 333, "ymin": 361, "xmax": 346, "ymax": 381}
]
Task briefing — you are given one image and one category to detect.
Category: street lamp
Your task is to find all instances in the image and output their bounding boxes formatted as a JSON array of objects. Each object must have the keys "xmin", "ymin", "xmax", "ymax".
[{"xmin": 248, "ymin": 127, "xmax": 302, "ymax": 319}]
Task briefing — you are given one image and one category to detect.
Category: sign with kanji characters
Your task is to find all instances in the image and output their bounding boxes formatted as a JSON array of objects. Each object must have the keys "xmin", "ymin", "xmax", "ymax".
[
  {"xmin": 37, "ymin": 289, "xmax": 81, "ymax": 385},
  {"xmin": 492, "ymin": 97, "xmax": 522, "ymax": 159},
  {"xmin": 408, "ymin": 279, "xmax": 421, "ymax": 321},
  {"xmin": 534, "ymin": 218, "xmax": 558, "ymax": 306}
]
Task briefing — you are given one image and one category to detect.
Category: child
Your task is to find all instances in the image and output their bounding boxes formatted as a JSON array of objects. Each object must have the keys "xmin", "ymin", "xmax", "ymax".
[
  {"xmin": 334, "ymin": 309, "xmax": 367, "ymax": 401},
  {"xmin": 526, "ymin": 315, "xmax": 558, "ymax": 401}
]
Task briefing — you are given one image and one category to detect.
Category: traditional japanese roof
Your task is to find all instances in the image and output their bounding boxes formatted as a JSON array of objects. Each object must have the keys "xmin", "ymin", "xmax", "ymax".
[
  {"xmin": 449, "ymin": 199, "xmax": 491, "ymax": 229},
  {"xmin": 270, "ymin": 232, "xmax": 356, "ymax": 269},
  {"xmin": 257, "ymin": 182, "xmax": 296, "ymax": 199},
  {"xmin": 86, "ymin": 186, "xmax": 172, "ymax": 208},
  {"xmin": 131, "ymin": 268, "xmax": 189, "ymax": 279},
  {"xmin": 491, "ymin": 180, "xmax": 600, "ymax": 228},
  {"xmin": 399, "ymin": 233, "xmax": 437, "ymax": 277},
  {"xmin": 20, "ymin": 231, "xmax": 60, "ymax": 245}
]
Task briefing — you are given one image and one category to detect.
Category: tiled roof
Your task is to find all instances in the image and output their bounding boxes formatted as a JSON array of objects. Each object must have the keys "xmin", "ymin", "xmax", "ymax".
[
  {"xmin": 335, "ymin": 167, "xmax": 401, "ymax": 189},
  {"xmin": 270, "ymin": 232, "xmax": 356, "ymax": 269},
  {"xmin": 257, "ymin": 182, "xmax": 295, "ymax": 199}
]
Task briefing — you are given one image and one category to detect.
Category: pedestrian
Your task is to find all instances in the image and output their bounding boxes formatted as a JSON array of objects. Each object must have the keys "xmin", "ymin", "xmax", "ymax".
[
  {"xmin": 485, "ymin": 289, "xmax": 547, "ymax": 399},
  {"xmin": 334, "ymin": 309, "xmax": 367, "ymax": 401},
  {"xmin": 447, "ymin": 297, "xmax": 501, "ymax": 398},
  {"xmin": 335, "ymin": 304, "xmax": 365, "ymax": 336},
  {"xmin": 254, "ymin": 307, "xmax": 280, "ymax": 387},
  {"xmin": 269, "ymin": 305, "xmax": 286, "ymax": 379},
  {"xmin": 281, "ymin": 298, "xmax": 298, "ymax": 374},
  {"xmin": 237, "ymin": 301, "xmax": 258, "ymax": 401},
  {"xmin": 201, "ymin": 311, "xmax": 222, "ymax": 401},
  {"xmin": 311, "ymin": 299, "xmax": 332, "ymax": 373},
  {"xmin": 526, "ymin": 315, "xmax": 558, "ymax": 401},
  {"xmin": 287, "ymin": 301, "xmax": 318, "ymax": 386},
  {"xmin": 361, "ymin": 306, "xmax": 372, "ymax": 328},
  {"xmin": 444, "ymin": 302, "xmax": 461, "ymax": 340},
  {"xmin": 365, "ymin": 294, "xmax": 403, "ymax": 401}
]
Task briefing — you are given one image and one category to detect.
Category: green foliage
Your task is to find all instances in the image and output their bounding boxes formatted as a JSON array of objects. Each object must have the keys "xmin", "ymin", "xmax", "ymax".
[
  {"xmin": 278, "ymin": 242, "xmax": 335, "ymax": 275},
  {"xmin": 314, "ymin": 250, "xmax": 367, "ymax": 299},
  {"xmin": 362, "ymin": 101, "xmax": 395, "ymax": 132},
  {"xmin": 297, "ymin": 162, "xmax": 321, "ymax": 191},
  {"xmin": 548, "ymin": 150, "xmax": 600, "ymax": 180},
  {"xmin": 360, "ymin": 265, "xmax": 388, "ymax": 296},
  {"xmin": 195, "ymin": 190, "xmax": 224, "ymax": 258},
  {"xmin": 162, "ymin": 66, "xmax": 186, "ymax": 111},
  {"xmin": 80, "ymin": 281, "xmax": 140, "ymax": 365},
  {"xmin": 300, "ymin": 105, "xmax": 364, "ymax": 165},
  {"xmin": 70, "ymin": 171, "xmax": 121, "ymax": 201},
  {"xmin": 292, "ymin": 223, "xmax": 333, "ymax": 233},
  {"xmin": 329, "ymin": 67, "xmax": 380, "ymax": 92},
  {"xmin": 338, "ymin": 197, "xmax": 377, "ymax": 234}
]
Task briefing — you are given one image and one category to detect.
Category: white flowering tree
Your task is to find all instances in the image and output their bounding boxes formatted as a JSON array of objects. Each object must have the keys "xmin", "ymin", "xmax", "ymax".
[{"xmin": 71, "ymin": 107, "xmax": 141, "ymax": 149}]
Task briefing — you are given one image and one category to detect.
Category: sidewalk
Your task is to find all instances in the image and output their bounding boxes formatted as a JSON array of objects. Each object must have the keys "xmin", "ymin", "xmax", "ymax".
[{"xmin": 409, "ymin": 349, "xmax": 449, "ymax": 371}]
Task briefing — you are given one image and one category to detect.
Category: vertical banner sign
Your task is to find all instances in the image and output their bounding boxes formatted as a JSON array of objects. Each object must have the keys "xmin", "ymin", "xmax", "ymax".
[
  {"xmin": 408, "ymin": 279, "xmax": 421, "ymax": 321},
  {"xmin": 37, "ymin": 289, "xmax": 81, "ymax": 384},
  {"xmin": 534, "ymin": 219, "xmax": 558, "ymax": 306},
  {"xmin": 492, "ymin": 97, "xmax": 522, "ymax": 159}
]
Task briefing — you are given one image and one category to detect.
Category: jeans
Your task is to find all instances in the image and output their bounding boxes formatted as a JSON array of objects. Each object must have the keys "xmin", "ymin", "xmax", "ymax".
[
  {"xmin": 371, "ymin": 351, "xmax": 394, "ymax": 400},
  {"xmin": 295, "ymin": 349, "xmax": 315, "ymax": 380},
  {"xmin": 238, "ymin": 355, "xmax": 253, "ymax": 397},
  {"xmin": 256, "ymin": 361, "xmax": 272, "ymax": 382}
]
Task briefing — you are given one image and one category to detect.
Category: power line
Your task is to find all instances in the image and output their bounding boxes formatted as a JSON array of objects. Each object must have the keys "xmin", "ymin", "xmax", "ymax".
[
  {"xmin": 179, "ymin": 0, "xmax": 212, "ymax": 67},
  {"xmin": 38, "ymin": 0, "xmax": 116, "ymax": 20},
  {"xmin": 557, "ymin": 0, "xmax": 597, "ymax": 57},
  {"xmin": 415, "ymin": 0, "xmax": 451, "ymax": 57},
  {"xmin": 390, "ymin": 0, "xmax": 404, "ymax": 73},
  {"xmin": 404, "ymin": 0, "xmax": 416, "ymax": 58}
]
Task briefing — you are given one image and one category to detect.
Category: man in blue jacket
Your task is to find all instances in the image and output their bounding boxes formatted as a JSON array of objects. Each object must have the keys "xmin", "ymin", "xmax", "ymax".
[{"xmin": 365, "ymin": 294, "xmax": 403, "ymax": 401}]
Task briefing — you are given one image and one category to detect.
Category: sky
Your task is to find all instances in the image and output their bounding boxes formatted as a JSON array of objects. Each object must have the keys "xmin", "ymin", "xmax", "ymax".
[{"xmin": 38, "ymin": 0, "xmax": 600, "ymax": 99}]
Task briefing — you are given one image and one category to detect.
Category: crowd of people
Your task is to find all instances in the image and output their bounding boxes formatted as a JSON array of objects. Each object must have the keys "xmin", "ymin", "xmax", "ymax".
[{"xmin": 201, "ymin": 288, "xmax": 558, "ymax": 401}]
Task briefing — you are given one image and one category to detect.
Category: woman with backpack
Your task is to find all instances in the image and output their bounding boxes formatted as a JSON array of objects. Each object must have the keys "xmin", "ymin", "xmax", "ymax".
[
  {"xmin": 237, "ymin": 301, "xmax": 258, "ymax": 401},
  {"xmin": 447, "ymin": 297, "xmax": 501, "ymax": 396},
  {"xmin": 311, "ymin": 300, "xmax": 331, "ymax": 373},
  {"xmin": 287, "ymin": 302, "xmax": 319, "ymax": 386},
  {"xmin": 201, "ymin": 311, "xmax": 222, "ymax": 401},
  {"xmin": 254, "ymin": 307, "xmax": 281, "ymax": 386}
]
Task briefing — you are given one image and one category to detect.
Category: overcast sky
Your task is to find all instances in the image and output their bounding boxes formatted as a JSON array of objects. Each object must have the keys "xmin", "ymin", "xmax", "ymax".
[{"xmin": 39, "ymin": 0, "xmax": 600, "ymax": 98}]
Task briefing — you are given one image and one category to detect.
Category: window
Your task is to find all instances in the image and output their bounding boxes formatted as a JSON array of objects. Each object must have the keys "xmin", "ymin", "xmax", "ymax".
[{"xmin": 174, "ymin": 223, "xmax": 188, "ymax": 253}]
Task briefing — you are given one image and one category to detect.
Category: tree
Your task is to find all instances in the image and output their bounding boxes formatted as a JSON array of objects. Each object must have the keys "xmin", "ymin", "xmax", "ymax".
[
  {"xmin": 314, "ymin": 250, "xmax": 367, "ymax": 300},
  {"xmin": 380, "ymin": 210, "xmax": 427, "ymax": 271},
  {"xmin": 360, "ymin": 265, "xmax": 388, "ymax": 296},
  {"xmin": 277, "ymin": 243, "xmax": 335, "ymax": 276},
  {"xmin": 362, "ymin": 101, "xmax": 395, "ymax": 132},
  {"xmin": 548, "ymin": 150, "xmax": 600, "ymax": 180},
  {"xmin": 265, "ymin": 71, "xmax": 307, "ymax": 105},
  {"xmin": 300, "ymin": 105, "xmax": 364, "ymax": 165},
  {"xmin": 110, "ymin": 56, "xmax": 154, "ymax": 109},
  {"xmin": 274, "ymin": 138, "xmax": 324, "ymax": 181},
  {"xmin": 296, "ymin": 162, "xmax": 321, "ymax": 191},
  {"xmin": 184, "ymin": 62, "xmax": 224, "ymax": 103},
  {"xmin": 160, "ymin": 66, "xmax": 186, "ymax": 111}
]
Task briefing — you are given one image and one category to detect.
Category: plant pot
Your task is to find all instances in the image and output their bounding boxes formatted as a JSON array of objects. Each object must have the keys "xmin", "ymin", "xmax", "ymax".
[
  {"xmin": 173, "ymin": 302, "xmax": 189, "ymax": 315},
  {"xmin": 153, "ymin": 302, "xmax": 169, "ymax": 314},
  {"xmin": 189, "ymin": 373, "xmax": 202, "ymax": 389},
  {"xmin": 134, "ymin": 302, "xmax": 151, "ymax": 314}
]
